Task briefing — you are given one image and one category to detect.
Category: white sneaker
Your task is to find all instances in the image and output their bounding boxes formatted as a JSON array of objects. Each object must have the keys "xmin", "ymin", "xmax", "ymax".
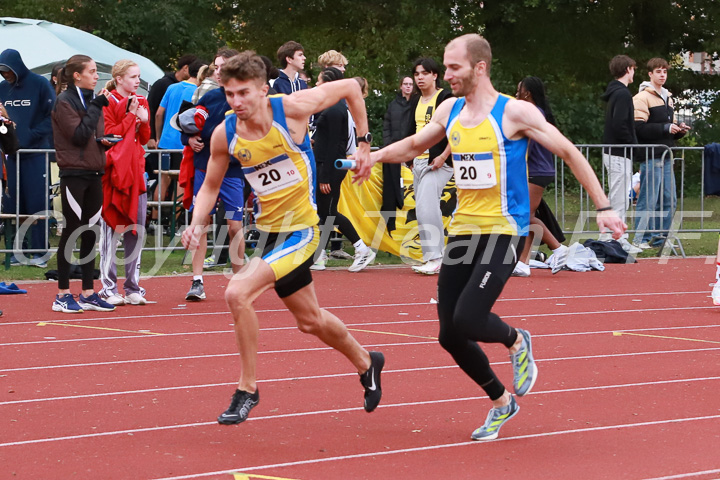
[
  {"xmin": 310, "ymin": 250, "xmax": 328, "ymax": 271},
  {"xmin": 548, "ymin": 245, "xmax": 569, "ymax": 274},
  {"xmin": 617, "ymin": 237, "xmax": 643, "ymax": 254},
  {"xmin": 102, "ymin": 293, "xmax": 126, "ymax": 306},
  {"xmin": 349, "ymin": 248, "xmax": 376, "ymax": 272},
  {"xmin": 412, "ymin": 258, "xmax": 442, "ymax": 275},
  {"xmin": 632, "ymin": 240, "xmax": 653, "ymax": 250},
  {"xmin": 124, "ymin": 292, "xmax": 147, "ymax": 305},
  {"xmin": 712, "ymin": 283, "xmax": 720, "ymax": 306},
  {"xmin": 329, "ymin": 249, "xmax": 354, "ymax": 260},
  {"xmin": 511, "ymin": 261, "xmax": 530, "ymax": 277}
]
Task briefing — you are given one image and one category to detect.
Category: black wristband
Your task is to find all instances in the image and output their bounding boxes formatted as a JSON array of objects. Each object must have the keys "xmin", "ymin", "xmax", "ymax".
[{"xmin": 596, "ymin": 206, "xmax": 613, "ymax": 212}]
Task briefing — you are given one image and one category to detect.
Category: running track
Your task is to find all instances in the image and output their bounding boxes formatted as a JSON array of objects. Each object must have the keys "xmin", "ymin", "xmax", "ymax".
[{"xmin": 1, "ymin": 258, "xmax": 719, "ymax": 479}]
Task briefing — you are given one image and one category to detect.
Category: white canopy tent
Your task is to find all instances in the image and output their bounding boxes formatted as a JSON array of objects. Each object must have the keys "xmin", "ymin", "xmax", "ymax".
[{"xmin": 0, "ymin": 17, "xmax": 164, "ymax": 95}]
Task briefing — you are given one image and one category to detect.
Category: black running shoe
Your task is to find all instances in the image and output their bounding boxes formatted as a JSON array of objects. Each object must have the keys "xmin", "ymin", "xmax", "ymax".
[
  {"xmin": 359, "ymin": 351, "xmax": 384, "ymax": 412},
  {"xmin": 217, "ymin": 388, "xmax": 259, "ymax": 425}
]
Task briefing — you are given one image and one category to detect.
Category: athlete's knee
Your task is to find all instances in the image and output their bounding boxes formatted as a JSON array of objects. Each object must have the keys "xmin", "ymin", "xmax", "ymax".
[
  {"xmin": 438, "ymin": 322, "xmax": 466, "ymax": 354},
  {"xmin": 295, "ymin": 309, "xmax": 324, "ymax": 335},
  {"xmin": 224, "ymin": 282, "xmax": 252, "ymax": 310}
]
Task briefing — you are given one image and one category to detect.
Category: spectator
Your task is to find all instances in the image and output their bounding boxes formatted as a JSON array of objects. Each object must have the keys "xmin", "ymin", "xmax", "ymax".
[
  {"xmin": 151, "ymin": 59, "xmax": 204, "ymax": 232},
  {"xmin": 406, "ymin": 57, "xmax": 453, "ymax": 275},
  {"xmin": 98, "ymin": 60, "xmax": 151, "ymax": 306},
  {"xmin": 50, "ymin": 62, "xmax": 68, "ymax": 95},
  {"xmin": 51, "ymin": 55, "xmax": 115, "ymax": 314},
  {"xmin": 317, "ymin": 50, "xmax": 348, "ymax": 73},
  {"xmin": 311, "ymin": 68, "xmax": 375, "ymax": 272},
  {"xmin": 0, "ymin": 49, "xmax": 56, "ymax": 267},
  {"xmin": 181, "ymin": 48, "xmax": 246, "ymax": 302},
  {"xmin": 601, "ymin": 55, "xmax": 642, "ymax": 254},
  {"xmin": 512, "ymin": 76, "xmax": 568, "ymax": 276},
  {"xmin": 273, "ymin": 41, "xmax": 307, "ymax": 94},
  {"xmin": 632, "ymin": 58, "xmax": 689, "ymax": 249},
  {"xmin": 259, "ymin": 55, "xmax": 279, "ymax": 94},
  {"xmin": 191, "ymin": 63, "xmax": 218, "ymax": 104},
  {"xmin": 0, "ymin": 102, "xmax": 19, "ymax": 184},
  {"xmin": 146, "ymin": 54, "xmax": 197, "ymax": 148},
  {"xmin": 380, "ymin": 76, "xmax": 414, "ymax": 231}
]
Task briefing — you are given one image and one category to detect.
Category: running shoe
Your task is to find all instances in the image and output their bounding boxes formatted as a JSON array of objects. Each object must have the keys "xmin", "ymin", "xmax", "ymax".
[
  {"xmin": 471, "ymin": 395, "xmax": 520, "ymax": 441},
  {"xmin": 632, "ymin": 240, "xmax": 653, "ymax": 250},
  {"xmin": 124, "ymin": 292, "xmax": 147, "ymax": 305},
  {"xmin": 359, "ymin": 351, "xmax": 385, "ymax": 412},
  {"xmin": 510, "ymin": 329, "xmax": 538, "ymax": 397},
  {"xmin": 411, "ymin": 258, "xmax": 442, "ymax": 275},
  {"xmin": 101, "ymin": 293, "xmax": 126, "ymax": 306},
  {"xmin": 52, "ymin": 293, "xmax": 84, "ymax": 313},
  {"xmin": 185, "ymin": 279, "xmax": 206, "ymax": 301},
  {"xmin": 349, "ymin": 248, "xmax": 376, "ymax": 272},
  {"xmin": 329, "ymin": 249, "xmax": 354, "ymax": 260},
  {"xmin": 511, "ymin": 261, "xmax": 530, "ymax": 277},
  {"xmin": 203, "ymin": 255, "xmax": 218, "ymax": 269},
  {"xmin": 78, "ymin": 293, "xmax": 116, "ymax": 312},
  {"xmin": 28, "ymin": 255, "xmax": 48, "ymax": 268},
  {"xmin": 617, "ymin": 237, "xmax": 643, "ymax": 255},
  {"xmin": 310, "ymin": 250, "xmax": 328, "ymax": 271},
  {"xmin": 712, "ymin": 283, "xmax": 720, "ymax": 306},
  {"xmin": 548, "ymin": 245, "xmax": 569, "ymax": 274},
  {"xmin": 217, "ymin": 388, "xmax": 260, "ymax": 425}
]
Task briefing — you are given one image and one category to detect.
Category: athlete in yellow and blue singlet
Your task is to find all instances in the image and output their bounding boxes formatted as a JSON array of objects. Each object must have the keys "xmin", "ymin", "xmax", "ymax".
[
  {"xmin": 224, "ymin": 95, "xmax": 320, "ymax": 285},
  {"xmin": 445, "ymin": 94, "xmax": 529, "ymax": 236}
]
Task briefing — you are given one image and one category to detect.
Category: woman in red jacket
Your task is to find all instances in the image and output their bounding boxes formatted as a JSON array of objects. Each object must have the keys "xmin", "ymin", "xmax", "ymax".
[{"xmin": 98, "ymin": 59, "xmax": 151, "ymax": 306}]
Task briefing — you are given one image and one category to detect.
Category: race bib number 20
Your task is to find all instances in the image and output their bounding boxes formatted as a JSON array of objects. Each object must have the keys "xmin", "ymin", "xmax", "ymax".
[
  {"xmin": 452, "ymin": 152, "xmax": 497, "ymax": 189},
  {"xmin": 244, "ymin": 154, "xmax": 303, "ymax": 196}
]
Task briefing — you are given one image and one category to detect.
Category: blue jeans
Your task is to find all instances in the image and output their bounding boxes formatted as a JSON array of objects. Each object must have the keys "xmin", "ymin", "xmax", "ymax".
[{"xmin": 633, "ymin": 158, "xmax": 676, "ymax": 245}]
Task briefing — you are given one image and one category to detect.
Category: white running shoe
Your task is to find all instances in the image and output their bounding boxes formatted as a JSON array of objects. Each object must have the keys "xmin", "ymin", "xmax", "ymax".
[
  {"xmin": 412, "ymin": 258, "xmax": 442, "ymax": 275},
  {"xmin": 548, "ymin": 245, "xmax": 569, "ymax": 274},
  {"xmin": 511, "ymin": 261, "xmax": 530, "ymax": 277},
  {"xmin": 102, "ymin": 293, "xmax": 126, "ymax": 306},
  {"xmin": 310, "ymin": 250, "xmax": 328, "ymax": 271},
  {"xmin": 124, "ymin": 292, "xmax": 147, "ymax": 305},
  {"xmin": 712, "ymin": 283, "xmax": 720, "ymax": 306},
  {"xmin": 617, "ymin": 237, "xmax": 643, "ymax": 255},
  {"xmin": 349, "ymin": 248, "xmax": 376, "ymax": 272},
  {"xmin": 329, "ymin": 249, "xmax": 354, "ymax": 260}
]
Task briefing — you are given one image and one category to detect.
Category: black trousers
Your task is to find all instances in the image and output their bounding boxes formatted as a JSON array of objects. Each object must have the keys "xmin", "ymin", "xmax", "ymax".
[
  {"xmin": 316, "ymin": 173, "xmax": 360, "ymax": 248},
  {"xmin": 57, "ymin": 174, "xmax": 103, "ymax": 290},
  {"xmin": 436, "ymin": 234, "xmax": 525, "ymax": 401}
]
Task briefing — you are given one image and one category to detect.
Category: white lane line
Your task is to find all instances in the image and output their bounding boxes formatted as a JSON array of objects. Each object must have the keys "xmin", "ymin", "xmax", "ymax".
[
  {"xmin": 149, "ymin": 414, "xmax": 720, "ymax": 480},
  {"xmin": 0, "ymin": 290, "xmax": 709, "ymax": 327},
  {"xmin": 643, "ymin": 469, "xmax": 720, "ymax": 480},
  {"xmin": 2, "ymin": 376, "xmax": 718, "ymax": 448},
  {"xmin": 3, "ymin": 305, "xmax": 718, "ymax": 348},
  {"xmin": 4, "ymin": 323, "xmax": 720, "ymax": 373},
  {"xmin": 2, "ymin": 352, "xmax": 719, "ymax": 407}
]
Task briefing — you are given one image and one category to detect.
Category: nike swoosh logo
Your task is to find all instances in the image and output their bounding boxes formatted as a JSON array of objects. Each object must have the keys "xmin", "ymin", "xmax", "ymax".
[{"xmin": 367, "ymin": 367, "xmax": 377, "ymax": 391}]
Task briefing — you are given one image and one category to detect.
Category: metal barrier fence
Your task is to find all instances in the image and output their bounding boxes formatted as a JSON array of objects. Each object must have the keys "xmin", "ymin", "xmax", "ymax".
[
  {"xmin": 1, "ymin": 144, "xmax": 717, "ymax": 266},
  {"xmin": 553, "ymin": 144, "xmax": 715, "ymax": 257}
]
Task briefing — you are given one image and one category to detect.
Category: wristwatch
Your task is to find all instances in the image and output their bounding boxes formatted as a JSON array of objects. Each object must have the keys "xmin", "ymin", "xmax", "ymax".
[{"xmin": 357, "ymin": 132, "xmax": 373, "ymax": 144}]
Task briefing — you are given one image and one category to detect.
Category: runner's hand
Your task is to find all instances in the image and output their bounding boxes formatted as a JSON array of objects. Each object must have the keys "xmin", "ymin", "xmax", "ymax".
[
  {"xmin": 182, "ymin": 224, "xmax": 208, "ymax": 251},
  {"xmin": 351, "ymin": 144, "xmax": 373, "ymax": 185},
  {"xmin": 597, "ymin": 210, "xmax": 626, "ymax": 240}
]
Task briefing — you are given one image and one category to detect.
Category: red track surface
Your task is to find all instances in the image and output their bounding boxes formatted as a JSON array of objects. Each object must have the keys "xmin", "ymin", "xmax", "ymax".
[{"xmin": 1, "ymin": 258, "xmax": 719, "ymax": 479}]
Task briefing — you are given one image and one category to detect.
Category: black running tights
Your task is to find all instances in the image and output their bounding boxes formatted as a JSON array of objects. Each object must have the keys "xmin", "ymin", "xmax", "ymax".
[
  {"xmin": 436, "ymin": 234, "xmax": 524, "ymax": 401},
  {"xmin": 316, "ymin": 173, "xmax": 361, "ymax": 246},
  {"xmin": 57, "ymin": 175, "xmax": 103, "ymax": 290}
]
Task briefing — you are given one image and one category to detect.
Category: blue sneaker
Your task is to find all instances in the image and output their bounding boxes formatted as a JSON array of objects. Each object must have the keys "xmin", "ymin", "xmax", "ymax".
[
  {"xmin": 78, "ymin": 293, "xmax": 116, "ymax": 312},
  {"xmin": 52, "ymin": 294, "xmax": 84, "ymax": 313},
  {"xmin": 471, "ymin": 395, "xmax": 520, "ymax": 441},
  {"xmin": 510, "ymin": 329, "xmax": 538, "ymax": 396}
]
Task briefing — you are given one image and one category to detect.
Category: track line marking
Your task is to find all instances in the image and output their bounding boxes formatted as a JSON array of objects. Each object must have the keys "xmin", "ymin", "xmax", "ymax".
[
  {"xmin": 0, "ymin": 290, "xmax": 710, "ymax": 328},
  {"xmin": 2, "ymin": 353, "xmax": 719, "ymax": 407},
  {"xmin": 5, "ymin": 306, "xmax": 719, "ymax": 347},
  {"xmin": 643, "ymin": 469, "xmax": 720, "ymax": 480},
  {"xmin": 148, "ymin": 413, "xmax": 720, "ymax": 480},
  {"xmin": 347, "ymin": 327, "xmax": 437, "ymax": 340},
  {"xmin": 232, "ymin": 474, "xmax": 302, "ymax": 480},
  {"xmin": 613, "ymin": 331, "xmax": 720, "ymax": 345},
  {"xmin": 3, "ymin": 376, "xmax": 720, "ymax": 448},
  {"xmin": 37, "ymin": 322, "xmax": 163, "ymax": 336}
]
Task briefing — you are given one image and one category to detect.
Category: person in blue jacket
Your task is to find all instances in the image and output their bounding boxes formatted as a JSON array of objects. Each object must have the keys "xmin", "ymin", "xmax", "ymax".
[{"xmin": 0, "ymin": 49, "xmax": 56, "ymax": 267}]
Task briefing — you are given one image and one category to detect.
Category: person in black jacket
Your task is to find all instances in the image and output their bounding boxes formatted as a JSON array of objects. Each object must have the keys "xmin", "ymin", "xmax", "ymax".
[
  {"xmin": 311, "ymin": 68, "xmax": 374, "ymax": 272},
  {"xmin": 51, "ymin": 55, "xmax": 116, "ymax": 314},
  {"xmin": 406, "ymin": 58, "xmax": 453, "ymax": 275},
  {"xmin": 601, "ymin": 55, "xmax": 642, "ymax": 254},
  {"xmin": 380, "ymin": 76, "xmax": 414, "ymax": 232}
]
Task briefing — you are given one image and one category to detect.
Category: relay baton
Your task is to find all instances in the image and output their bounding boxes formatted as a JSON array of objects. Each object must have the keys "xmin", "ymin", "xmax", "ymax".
[{"xmin": 334, "ymin": 159, "xmax": 357, "ymax": 170}]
